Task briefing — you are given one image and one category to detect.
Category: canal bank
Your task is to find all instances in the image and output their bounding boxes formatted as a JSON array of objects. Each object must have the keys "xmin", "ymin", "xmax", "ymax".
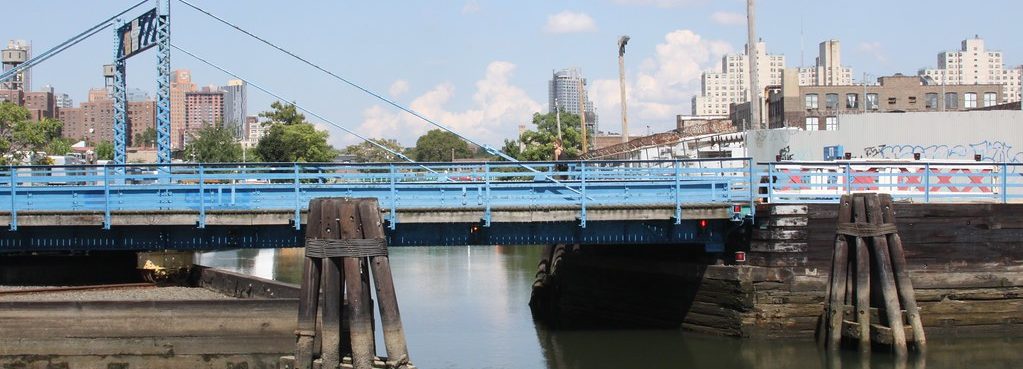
[{"xmin": 530, "ymin": 202, "xmax": 1023, "ymax": 339}]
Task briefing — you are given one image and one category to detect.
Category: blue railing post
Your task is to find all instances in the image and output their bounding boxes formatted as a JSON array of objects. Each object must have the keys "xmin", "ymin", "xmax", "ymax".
[
  {"xmin": 8, "ymin": 167, "xmax": 16, "ymax": 231},
  {"xmin": 1002, "ymin": 163, "xmax": 1009, "ymax": 203},
  {"xmin": 674, "ymin": 160, "xmax": 682, "ymax": 225},
  {"xmin": 103, "ymin": 166, "xmax": 111, "ymax": 230},
  {"xmin": 389, "ymin": 164, "xmax": 397, "ymax": 230},
  {"xmin": 198, "ymin": 164, "xmax": 206, "ymax": 229},
  {"xmin": 747, "ymin": 159, "xmax": 756, "ymax": 217},
  {"xmin": 292, "ymin": 163, "xmax": 301, "ymax": 230},
  {"xmin": 579, "ymin": 162, "xmax": 587, "ymax": 228},
  {"xmin": 766, "ymin": 163, "xmax": 775, "ymax": 203},
  {"xmin": 483, "ymin": 162, "xmax": 491, "ymax": 227},
  {"xmin": 844, "ymin": 162, "xmax": 852, "ymax": 194},
  {"xmin": 924, "ymin": 163, "xmax": 931, "ymax": 203}
]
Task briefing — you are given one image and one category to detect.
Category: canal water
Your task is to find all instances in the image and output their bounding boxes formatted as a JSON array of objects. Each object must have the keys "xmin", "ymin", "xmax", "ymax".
[{"xmin": 197, "ymin": 246, "xmax": 1022, "ymax": 369}]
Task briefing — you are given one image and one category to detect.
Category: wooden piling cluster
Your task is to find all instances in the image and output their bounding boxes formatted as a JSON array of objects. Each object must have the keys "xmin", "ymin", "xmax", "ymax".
[
  {"xmin": 285, "ymin": 198, "xmax": 411, "ymax": 369},
  {"xmin": 819, "ymin": 193, "xmax": 925, "ymax": 356}
]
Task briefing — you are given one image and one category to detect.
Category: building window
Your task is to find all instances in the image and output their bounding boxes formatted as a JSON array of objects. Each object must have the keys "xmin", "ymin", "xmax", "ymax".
[
  {"xmin": 805, "ymin": 117, "xmax": 819, "ymax": 131},
  {"xmin": 984, "ymin": 92, "xmax": 997, "ymax": 107},
  {"xmin": 945, "ymin": 93, "xmax": 959, "ymax": 109},
  {"xmin": 908, "ymin": 96, "xmax": 917, "ymax": 104},
  {"xmin": 866, "ymin": 93, "xmax": 879, "ymax": 110},
  {"xmin": 888, "ymin": 97, "xmax": 897, "ymax": 105},
  {"xmin": 964, "ymin": 93, "xmax": 977, "ymax": 108},
  {"xmin": 825, "ymin": 93, "xmax": 839, "ymax": 110},
  {"xmin": 825, "ymin": 116, "xmax": 838, "ymax": 131},
  {"xmin": 846, "ymin": 93, "xmax": 859, "ymax": 109},
  {"xmin": 805, "ymin": 94, "xmax": 819, "ymax": 109},
  {"xmin": 925, "ymin": 93, "xmax": 939, "ymax": 109}
]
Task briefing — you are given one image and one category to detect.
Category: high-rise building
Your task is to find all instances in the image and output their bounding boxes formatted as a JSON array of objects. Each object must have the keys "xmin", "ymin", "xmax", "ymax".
[
  {"xmin": 170, "ymin": 70, "xmax": 196, "ymax": 149},
  {"xmin": 692, "ymin": 41, "xmax": 785, "ymax": 117},
  {"xmin": 920, "ymin": 36, "xmax": 1022, "ymax": 104},
  {"xmin": 548, "ymin": 68, "xmax": 598, "ymax": 133},
  {"xmin": 1, "ymin": 40, "xmax": 31, "ymax": 92},
  {"xmin": 182, "ymin": 86, "xmax": 224, "ymax": 146},
  {"xmin": 798, "ymin": 40, "xmax": 854, "ymax": 86},
  {"xmin": 23, "ymin": 91, "xmax": 55, "ymax": 121},
  {"xmin": 222, "ymin": 79, "xmax": 247, "ymax": 139},
  {"xmin": 55, "ymin": 93, "xmax": 73, "ymax": 109},
  {"xmin": 58, "ymin": 92, "xmax": 155, "ymax": 145}
]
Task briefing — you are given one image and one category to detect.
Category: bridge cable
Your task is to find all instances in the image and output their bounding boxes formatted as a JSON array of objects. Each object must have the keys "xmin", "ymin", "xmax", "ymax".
[
  {"xmin": 171, "ymin": 44, "xmax": 445, "ymax": 174},
  {"xmin": 176, "ymin": 0, "xmax": 586, "ymax": 197},
  {"xmin": 0, "ymin": 0, "xmax": 149, "ymax": 84}
]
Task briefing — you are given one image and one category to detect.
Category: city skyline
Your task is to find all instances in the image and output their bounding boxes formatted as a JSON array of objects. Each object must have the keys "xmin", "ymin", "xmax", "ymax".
[{"xmin": 3, "ymin": 0, "xmax": 1022, "ymax": 147}]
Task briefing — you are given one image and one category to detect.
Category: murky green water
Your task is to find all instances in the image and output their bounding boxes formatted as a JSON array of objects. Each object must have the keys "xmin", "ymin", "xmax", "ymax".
[{"xmin": 197, "ymin": 246, "xmax": 1023, "ymax": 369}]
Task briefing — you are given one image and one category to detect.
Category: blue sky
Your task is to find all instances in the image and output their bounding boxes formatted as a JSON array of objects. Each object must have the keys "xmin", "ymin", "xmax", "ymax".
[{"xmin": 5, "ymin": 0, "xmax": 1021, "ymax": 147}]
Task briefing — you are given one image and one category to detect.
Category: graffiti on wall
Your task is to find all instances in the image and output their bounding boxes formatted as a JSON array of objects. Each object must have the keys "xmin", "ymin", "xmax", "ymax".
[
  {"xmin": 777, "ymin": 146, "xmax": 794, "ymax": 161},
  {"xmin": 862, "ymin": 140, "xmax": 1023, "ymax": 163}
]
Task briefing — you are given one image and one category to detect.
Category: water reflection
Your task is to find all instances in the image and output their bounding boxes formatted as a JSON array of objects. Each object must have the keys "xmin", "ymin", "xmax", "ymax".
[{"xmin": 197, "ymin": 247, "xmax": 1023, "ymax": 369}]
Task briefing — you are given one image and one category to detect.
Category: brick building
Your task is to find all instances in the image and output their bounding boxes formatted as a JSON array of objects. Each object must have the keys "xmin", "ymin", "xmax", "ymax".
[
  {"xmin": 59, "ymin": 93, "xmax": 155, "ymax": 146},
  {"xmin": 182, "ymin": 86, "xmax": 224, "ymax": 146},
  {"xmin": 765, "ymin": 71, "xmax": 1002, "ymax": 130}
]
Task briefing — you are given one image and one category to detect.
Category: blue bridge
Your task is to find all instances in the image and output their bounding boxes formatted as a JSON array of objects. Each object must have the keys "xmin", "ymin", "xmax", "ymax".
[{"xmin": 0, "ymin": 159, "xmax": 756, "ymax": 251}]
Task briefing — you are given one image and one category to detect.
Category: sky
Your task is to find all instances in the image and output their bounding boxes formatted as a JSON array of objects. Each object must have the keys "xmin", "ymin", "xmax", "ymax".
[{"xmin": 5, "ymin": 0, "xmax": 1022, "ymax": 148}]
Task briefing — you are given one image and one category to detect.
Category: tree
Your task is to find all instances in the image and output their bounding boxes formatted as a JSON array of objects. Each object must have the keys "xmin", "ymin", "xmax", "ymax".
[
  {"xmin": 95, "ymin": 141, "xmax": 114, "ymax": 161},
  {"xmin": 184, "ymin": 125, "xmax": 243, "ymax": 163},
  {"xmin": 0, "ymin": 103, "xmax": 69, "ymax": 164},
  {"xmin": 411, "ymin": 129, "xmax": 472, "ymax": 162},
  {"xmin": 133, "ymin": 127, "xmax": 157, "ymax": 148},
  {"xmin": 256, "ymin": 102, "xmax": 337, "ymax": 162},
  {"xmin": 341, "ymin": 138, "xmax": 407, "ymax": 163},
  {"xmin": 258, "ymin": 101, "xmax": 305, "ymax": 126},
  {"xmin": 506, "ymin": 111, "xmax": 583, "ymax": 161}
]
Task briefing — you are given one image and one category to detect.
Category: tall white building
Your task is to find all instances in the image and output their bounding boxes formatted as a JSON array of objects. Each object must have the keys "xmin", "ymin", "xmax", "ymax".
[
  {"xmin": 920, "ymin": 36, "xmax": 1022, "ymax": 104},
  {"xmin": 692, "ymin": 41, "xmax": 785, "ymax": 117},
  {"xmin": 222, "ymin": 79, "xmax": 247, "ymax": 139},
  {"xmin": 798, "ymin": 40, "xmax": 854, "ymax": 86},
  {"xmin": 548, "ymin": 68, "xmax": 598, "ymax": 133}
]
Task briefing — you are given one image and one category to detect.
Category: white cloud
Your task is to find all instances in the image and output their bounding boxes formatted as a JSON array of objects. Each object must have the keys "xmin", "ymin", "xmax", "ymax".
[
  {"xmin": 544, "ymin": 11, "xmax": 598, "ymax": 34},
  {"xmin": 611, "ymin": 0, "xmax": 706, "ymax": 8},
  {"xmin": 710, "ymin": 11, "xmax": 745, "ymax": 26},
  {"xmin": 352, "ymin": 61, "xmax": 542, "ymax": 147},
  {"xmin": 388, "ymin": 80, "xmax": 409, "ymax": 98},
  {"xmin": 858, "ymin": 41, "xmax": 888, "ymax": 63},
  {"xmin": 461, "ymin": 0, "xmax": 480, "ymax": 15},
  {"xmin": 589, "ymin": 29, "xmax": 732, "ymax": 133}
]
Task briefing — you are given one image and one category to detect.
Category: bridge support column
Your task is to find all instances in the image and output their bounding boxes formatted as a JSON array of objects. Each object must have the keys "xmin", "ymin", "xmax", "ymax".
[{"xmin": 281, "ymin": 197, "xmax": 412, "ymax": 369}]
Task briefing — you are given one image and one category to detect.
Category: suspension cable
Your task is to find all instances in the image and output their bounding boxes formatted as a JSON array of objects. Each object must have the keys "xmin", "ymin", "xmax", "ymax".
[
  {"xmin": 171, "ymin": 44, "xmax": 419, "ymax": 165},
  {"xmin": 176, "ymin": 0, "xmax": 585, "ymax": 196},
  {"xmin": 0, "ymin": 0, "xmax": 149, "ymax": 83}
]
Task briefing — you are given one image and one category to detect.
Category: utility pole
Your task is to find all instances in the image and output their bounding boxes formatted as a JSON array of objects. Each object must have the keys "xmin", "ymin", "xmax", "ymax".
[
  {"xmin": 618, "ymin": 35, "xmax": 630, "ymax": 143},
  {"xmin": 577, "ymin": 79, "xmax": 589, "ymax": 154},
  {"xmin": 554, "ymin": 98, "xmax": 563, "ymax": 142},
  {"xmin": 746, "ymin": 0, "xmax": 762, "ymax": 130}
]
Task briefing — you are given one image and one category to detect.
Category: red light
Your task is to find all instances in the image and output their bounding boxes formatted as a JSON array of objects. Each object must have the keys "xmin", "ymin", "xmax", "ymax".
[
  {"xmin": 735, "ymin": 251, "xmax": 746, "ymax": 263},
  {"xmin": 699, "ymin": 219, "xmax": 708, "ymax": 229},
  {"xmin": 733, "ymin": 205, "xmax": 742, "ymax": 213}
]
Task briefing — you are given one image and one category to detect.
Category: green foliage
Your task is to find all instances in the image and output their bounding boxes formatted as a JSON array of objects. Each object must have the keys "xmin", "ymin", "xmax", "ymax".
[
  {"xmin": 95, "ymin": 141, "xmax": 114, "ymax": 161},
  {"xmin": 184, "ymin": 125, "xmax": 243, "ymax": 163},
  {"xmin": 411, "ymin": 129, "xmax": 472, "ymax": 162},
  {"xmin": 341, "ymin": 138, "xmax": 407, "ymax": 163},
  {"xmin": 0, "ymin": 103, "xmax": 69, "ymax": 164},
  {"xmin": 45, "ymin": 138, "xmax": 74, "ymax": 157},
  {"xmin": 133, "ymin": 127, "xmax": 157, "ymax": 148},
  {"xmin": 258, "ymin": 101, "xmax": 305, "ymax": 126},
  {"xmin": 507, "ymin": 112, "xmax": 582, "ymax": 161},
  {"xmin": 255, "ymin": 102, "xmax": 338, "ymax": 162}
]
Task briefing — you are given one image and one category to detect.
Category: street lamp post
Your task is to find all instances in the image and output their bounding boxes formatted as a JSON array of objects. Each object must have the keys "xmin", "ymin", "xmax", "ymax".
[{"xmin": 618, "ymin": 35, "xmax": 630, "ymax": 143}]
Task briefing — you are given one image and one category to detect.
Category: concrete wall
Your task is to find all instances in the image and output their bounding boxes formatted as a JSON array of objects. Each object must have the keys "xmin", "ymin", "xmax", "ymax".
[{"xmin": 749, "ymin": 111, "xmax": 1023, "ymax": 163}]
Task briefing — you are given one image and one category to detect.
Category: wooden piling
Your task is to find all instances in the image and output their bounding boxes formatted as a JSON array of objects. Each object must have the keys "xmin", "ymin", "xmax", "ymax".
[
  {"xmin": 879, "ymin": 194, "xmax": 926, "ymax": 351},
  {"xmin": 851, "ymin": 197, "xmax": 871, "ymax": 352},
  {"xmin": 864, "ymin": 194, "xmax": 908, "ymax": 358},
  {"xmin": 359, "ymin": 200, "xmax": 411, "ymax": 368},
  {"xmin": 826, "ymin": 196, "xmax": 852, "ymax": 350},
  {"xmin": 337, "ymin": 201, "xmax": 375, "ymax": 369},
  {"xmin": 295, "ymin": 199, "xmax": 324, "ymax": 369}
]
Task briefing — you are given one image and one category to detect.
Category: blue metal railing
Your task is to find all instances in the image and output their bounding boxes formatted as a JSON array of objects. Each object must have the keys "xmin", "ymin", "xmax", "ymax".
[
  {"xmin": 0, "ymin": 158, "xmax": 756, "ymax": 230},
  {"xmin": 759, "ymin": 161, "xmax": 1023, "ymax": 204}
]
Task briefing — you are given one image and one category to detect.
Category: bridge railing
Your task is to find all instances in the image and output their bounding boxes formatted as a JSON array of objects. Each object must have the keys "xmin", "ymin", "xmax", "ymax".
[
  {"xmin": 0, "ymin": 159, "xmax": 756, "ymax": 229},
  {"xmin": 758, "ymin": 161, "xmax": 1023, "ymax": 204}
]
